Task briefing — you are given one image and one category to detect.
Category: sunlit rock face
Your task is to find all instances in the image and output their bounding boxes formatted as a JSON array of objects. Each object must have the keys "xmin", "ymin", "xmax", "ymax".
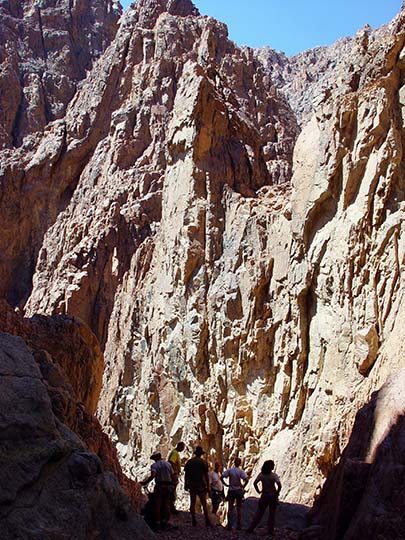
[
  {"xmin": 11, "ymin": 0, "xmax": 298, "ymax": 476},
  {"xmin": 1, "ymin": 0, "xmax": 405, "ymax": 527},
  {"xmin": 0, "ymin": 0, "xmax": 121, "ymax": 149}
]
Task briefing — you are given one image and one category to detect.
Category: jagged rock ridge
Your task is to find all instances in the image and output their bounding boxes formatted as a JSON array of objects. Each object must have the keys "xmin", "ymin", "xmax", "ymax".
[
  {"xmin": 0, "ymin": 0, "xmax": 121, "ymax": 149},
  {"xmin": 0, "ymin": 1, "xmax": 404, "ymax": 539}
]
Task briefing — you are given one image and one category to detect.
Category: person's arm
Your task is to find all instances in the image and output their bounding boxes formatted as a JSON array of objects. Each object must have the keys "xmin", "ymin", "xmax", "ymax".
[
  {"xmin": 205, "ymin": 470, "xmax": 210, "ymax": 494},
  {"xmin": 253, "ymin": 474, "xmax": 261, "ymax": 494},
  {"xmin": 275, "ymin": 476, "xmax": 282, "ymax": 497},
  {"xmin": 221, "ymin": 470, "xmax": 229, "ymax": 487},
  {"xmin": 242, "ymin": 471, "xmax": 249, "ymax": 489},
  {"xmin": 169, "ymin": 462, "xmax": 175, "ymax": 483},
  {"xmin": 140, "ymin": 469, "xmax": 156, "ymax": 486},
  {"xmin": 184, "ymin": 462, "xmax": 189, "ymax": 491},
  {"xmin": 208, "ymin": 472, "xmax": 213, "ymax": 488}
]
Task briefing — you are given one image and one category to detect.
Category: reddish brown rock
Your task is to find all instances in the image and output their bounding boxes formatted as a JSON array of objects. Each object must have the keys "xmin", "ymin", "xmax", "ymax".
[
  {"xmin": 0, "ymin": 0, "xmax": 121, "ymax": 149},
  {"xmin": 0, "ymin": 332, "xmax": 153, "ymax": 540},
  {"xmin": 0, "ymin": 1, "xmax": 405, "ymax": 537},
  {"xmin": 0, "ymin": 298, "xmax": 103, "ymax": 413},
  {"xmin": 0, "ymin": 300, "xmax": 145, "ymax": 513}
]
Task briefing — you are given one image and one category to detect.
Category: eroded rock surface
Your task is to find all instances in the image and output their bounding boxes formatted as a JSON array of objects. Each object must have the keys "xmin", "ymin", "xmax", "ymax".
[
  {"xmin": 0, "ymin": 0, "xmax": 121, "ymax": 149},
  {"xmin": 305, "ymin": 369, "xmax": 405, "ymax": 540},
  {"xmin": 0, "ymin": 300, "xmax": 145, "ymax": 514},
  {"xmin": 0, "ymin": 332, "xmax": 153, "ymax": 540},
  {"xmin": 0, "ymin": 0, "xmax": 404, "ymax": 536}
]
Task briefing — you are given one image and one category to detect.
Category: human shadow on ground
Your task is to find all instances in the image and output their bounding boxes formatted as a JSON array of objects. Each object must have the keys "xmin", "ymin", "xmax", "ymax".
[{"xmin": 226, "ymin": 496, "xmax": 310, "ymax": 532}]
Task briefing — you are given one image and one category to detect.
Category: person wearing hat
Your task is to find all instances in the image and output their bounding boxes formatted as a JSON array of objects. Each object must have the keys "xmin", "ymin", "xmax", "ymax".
[
  {"xmin": 184, "ymin": 446, "xmax": 212, "ymax": 527},
  {"xmin": 141, "ymin": 451, "xmax": 175, "ymax": 530}
]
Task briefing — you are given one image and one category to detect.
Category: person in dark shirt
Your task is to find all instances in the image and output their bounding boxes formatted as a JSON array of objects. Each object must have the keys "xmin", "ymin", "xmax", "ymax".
[
  {"xmin": 184, "ymin": 446, "xmax": 212, "ymax": 527},
  {"xmin": 246, "ymin": 459, "xmax": 281, "ymax": 536}
]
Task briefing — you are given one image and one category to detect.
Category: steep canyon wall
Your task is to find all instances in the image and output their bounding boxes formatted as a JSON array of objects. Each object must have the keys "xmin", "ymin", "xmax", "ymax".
[{"xmin": 1, "ymin": 0, "xmax": 405, "ymax": 536}]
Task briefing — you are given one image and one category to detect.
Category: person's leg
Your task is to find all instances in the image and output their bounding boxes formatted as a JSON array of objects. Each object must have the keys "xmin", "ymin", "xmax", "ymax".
[
  {"xmin": 171, "ymin": 475, "xmax": 179, "ymax": 513},
  {"xmin": 236, "ymin": 497, "xmax": 243, "ymax": 530},
  {"xmin": 154, "ymin": 489, "xmax": 162, "ymax": 528},
  {"xmin": 212, "ymin": 491, "xmax": 219, "ymax": 514},
  {"xmin": 190, "ymin": 491, "xmax": 197, "ymax": 525},
  {"xmin": 227, "ymin": 495, "xmax": 235, "ymax": 529},
  {"xmin": 198, "ymin": 491, "xmax": 212, "ymax": 526},
  {"xmin": 161, "ymin": 487, "xmax": 171, "ymax": 528},
  {"xmin": 267, "ymin": 500, "xmax": 277, "ymax": 534},
  {"xmin": 247, "ymin": 495, "xmax": 268, "ymax": 532}
]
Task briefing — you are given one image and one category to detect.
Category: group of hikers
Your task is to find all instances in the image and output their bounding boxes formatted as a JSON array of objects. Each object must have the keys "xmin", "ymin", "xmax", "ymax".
[{"xmin": 140, "ymin": 442, "xmax": 281, "ymax": 535}]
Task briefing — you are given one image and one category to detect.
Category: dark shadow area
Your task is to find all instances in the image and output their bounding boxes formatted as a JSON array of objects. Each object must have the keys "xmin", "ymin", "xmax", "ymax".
[
  {"xmin": 306, "ymin": 373, "xmax": 405, "ymax": 540},
  {"xmin": 242, "ymin": 496, "xmax": 309, "ymax": 532}
]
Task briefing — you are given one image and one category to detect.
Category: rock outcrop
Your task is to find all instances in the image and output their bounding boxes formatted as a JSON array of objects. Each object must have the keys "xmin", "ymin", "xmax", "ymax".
[
  {"xmin": 0, "ymin": 0, "xmax": 121, "ymax": 149},
  {"xmin": 255, "ymin": 18, "xmax": 400, "ymax": 127},
  {"xmin": 304, "ymin": 369, "xmax": 405, "ymax": 540},
  {"xmin": 0, "ymin": 300, "xmax": 145, "ymax": 513},
  {"xmin": 0, "ymin": 0, "xmax": 404, "ymax": 537},
  {"xmin": 0, "ymin": 332, "xmax": 153, "ymax": 539}
]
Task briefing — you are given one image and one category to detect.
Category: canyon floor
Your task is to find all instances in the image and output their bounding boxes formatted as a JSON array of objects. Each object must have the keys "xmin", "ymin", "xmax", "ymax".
[{"xmin": 156, "ymin": 510, "xmax": 301, "ymax": 540}]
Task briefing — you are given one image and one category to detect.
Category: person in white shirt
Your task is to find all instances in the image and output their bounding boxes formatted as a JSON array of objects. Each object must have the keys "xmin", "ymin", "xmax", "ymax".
[
  {"xmin": 141, "ymin": 452, "xmax": 174, "ymax": 530},
  {"xmin": 221, "ymin": 457, "xmax": 248, "ymax": 530},
  {"xmin": 246, "ymin": 459, "xmax": 281, "ymax": 536},
  {"xmin": 208, "ymin": 462, "xmax": 224, "ymax": 514}
]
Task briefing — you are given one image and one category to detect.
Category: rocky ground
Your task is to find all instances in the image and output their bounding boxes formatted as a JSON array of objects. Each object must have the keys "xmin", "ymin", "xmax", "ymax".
[{"xmin": 158, "ymin": 510, "xmax": 300, "ymax": 540}]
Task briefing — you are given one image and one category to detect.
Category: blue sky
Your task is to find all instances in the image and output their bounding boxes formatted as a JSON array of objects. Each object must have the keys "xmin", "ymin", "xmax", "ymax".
[{"xmin": 122, "ymin": 0, "xmax": 402, "ymax": 56}]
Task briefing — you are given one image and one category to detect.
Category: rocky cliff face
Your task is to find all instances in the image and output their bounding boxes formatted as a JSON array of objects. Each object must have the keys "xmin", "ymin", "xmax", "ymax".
[
  {"xmin": 0, "ymin": 331, "xmax": 152, "ymax": 539},
  {"xmin": 0, "ymin": 0, "xmax": 121, "ymax": 149},
  {"xmin": 1, "ymin": 0, "xmax": 405, "ymax": 537},
  {"xmin": 304, "ymin": 368, "xmax": 405, "ymax": 540}
]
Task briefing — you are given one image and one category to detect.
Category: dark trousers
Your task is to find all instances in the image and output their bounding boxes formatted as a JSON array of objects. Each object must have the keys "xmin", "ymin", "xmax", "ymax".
[
  {"xmin": 248, "ymin": 494, "xmax": 277, "ymax": 533},
  {"xmin": 211, "ymin": 489, "xmax": 224, "ymax": 513},
  {"xmin": 154, "ymin": 483, "xmax": 171, "ymax": 528},
  {"xmin": 189, "ymin": 489, "xmax": 211, "ymax": 524}
]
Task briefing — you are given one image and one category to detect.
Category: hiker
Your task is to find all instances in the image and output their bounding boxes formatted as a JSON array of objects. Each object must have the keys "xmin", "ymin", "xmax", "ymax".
[
  {"xmin": 140, "ymin": 451, "xmax": 174, "ymax": 531},
  {"xmin": 208, "ymin": 462, "xmax": 224, "ymax": 514},
  {"xmin": 221, "ymin": 457, "xmax": 248, "ymax": 530},
  {"xmin": 168, "ymin": 441, "xmax": 186, "ymax": 513},
  {"xmin": 246, "ymin": 459, "xmax": 281, "ymax": 536},
  {"xmin": 184, "ymin": 446, "xmax": 212, "ymax": 527}
]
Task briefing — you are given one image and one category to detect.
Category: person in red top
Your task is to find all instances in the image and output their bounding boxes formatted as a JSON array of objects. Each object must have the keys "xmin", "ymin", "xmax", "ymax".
[{"xmin": 246, "ymin": 459, "xmax": 281, "ymax": 536}]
